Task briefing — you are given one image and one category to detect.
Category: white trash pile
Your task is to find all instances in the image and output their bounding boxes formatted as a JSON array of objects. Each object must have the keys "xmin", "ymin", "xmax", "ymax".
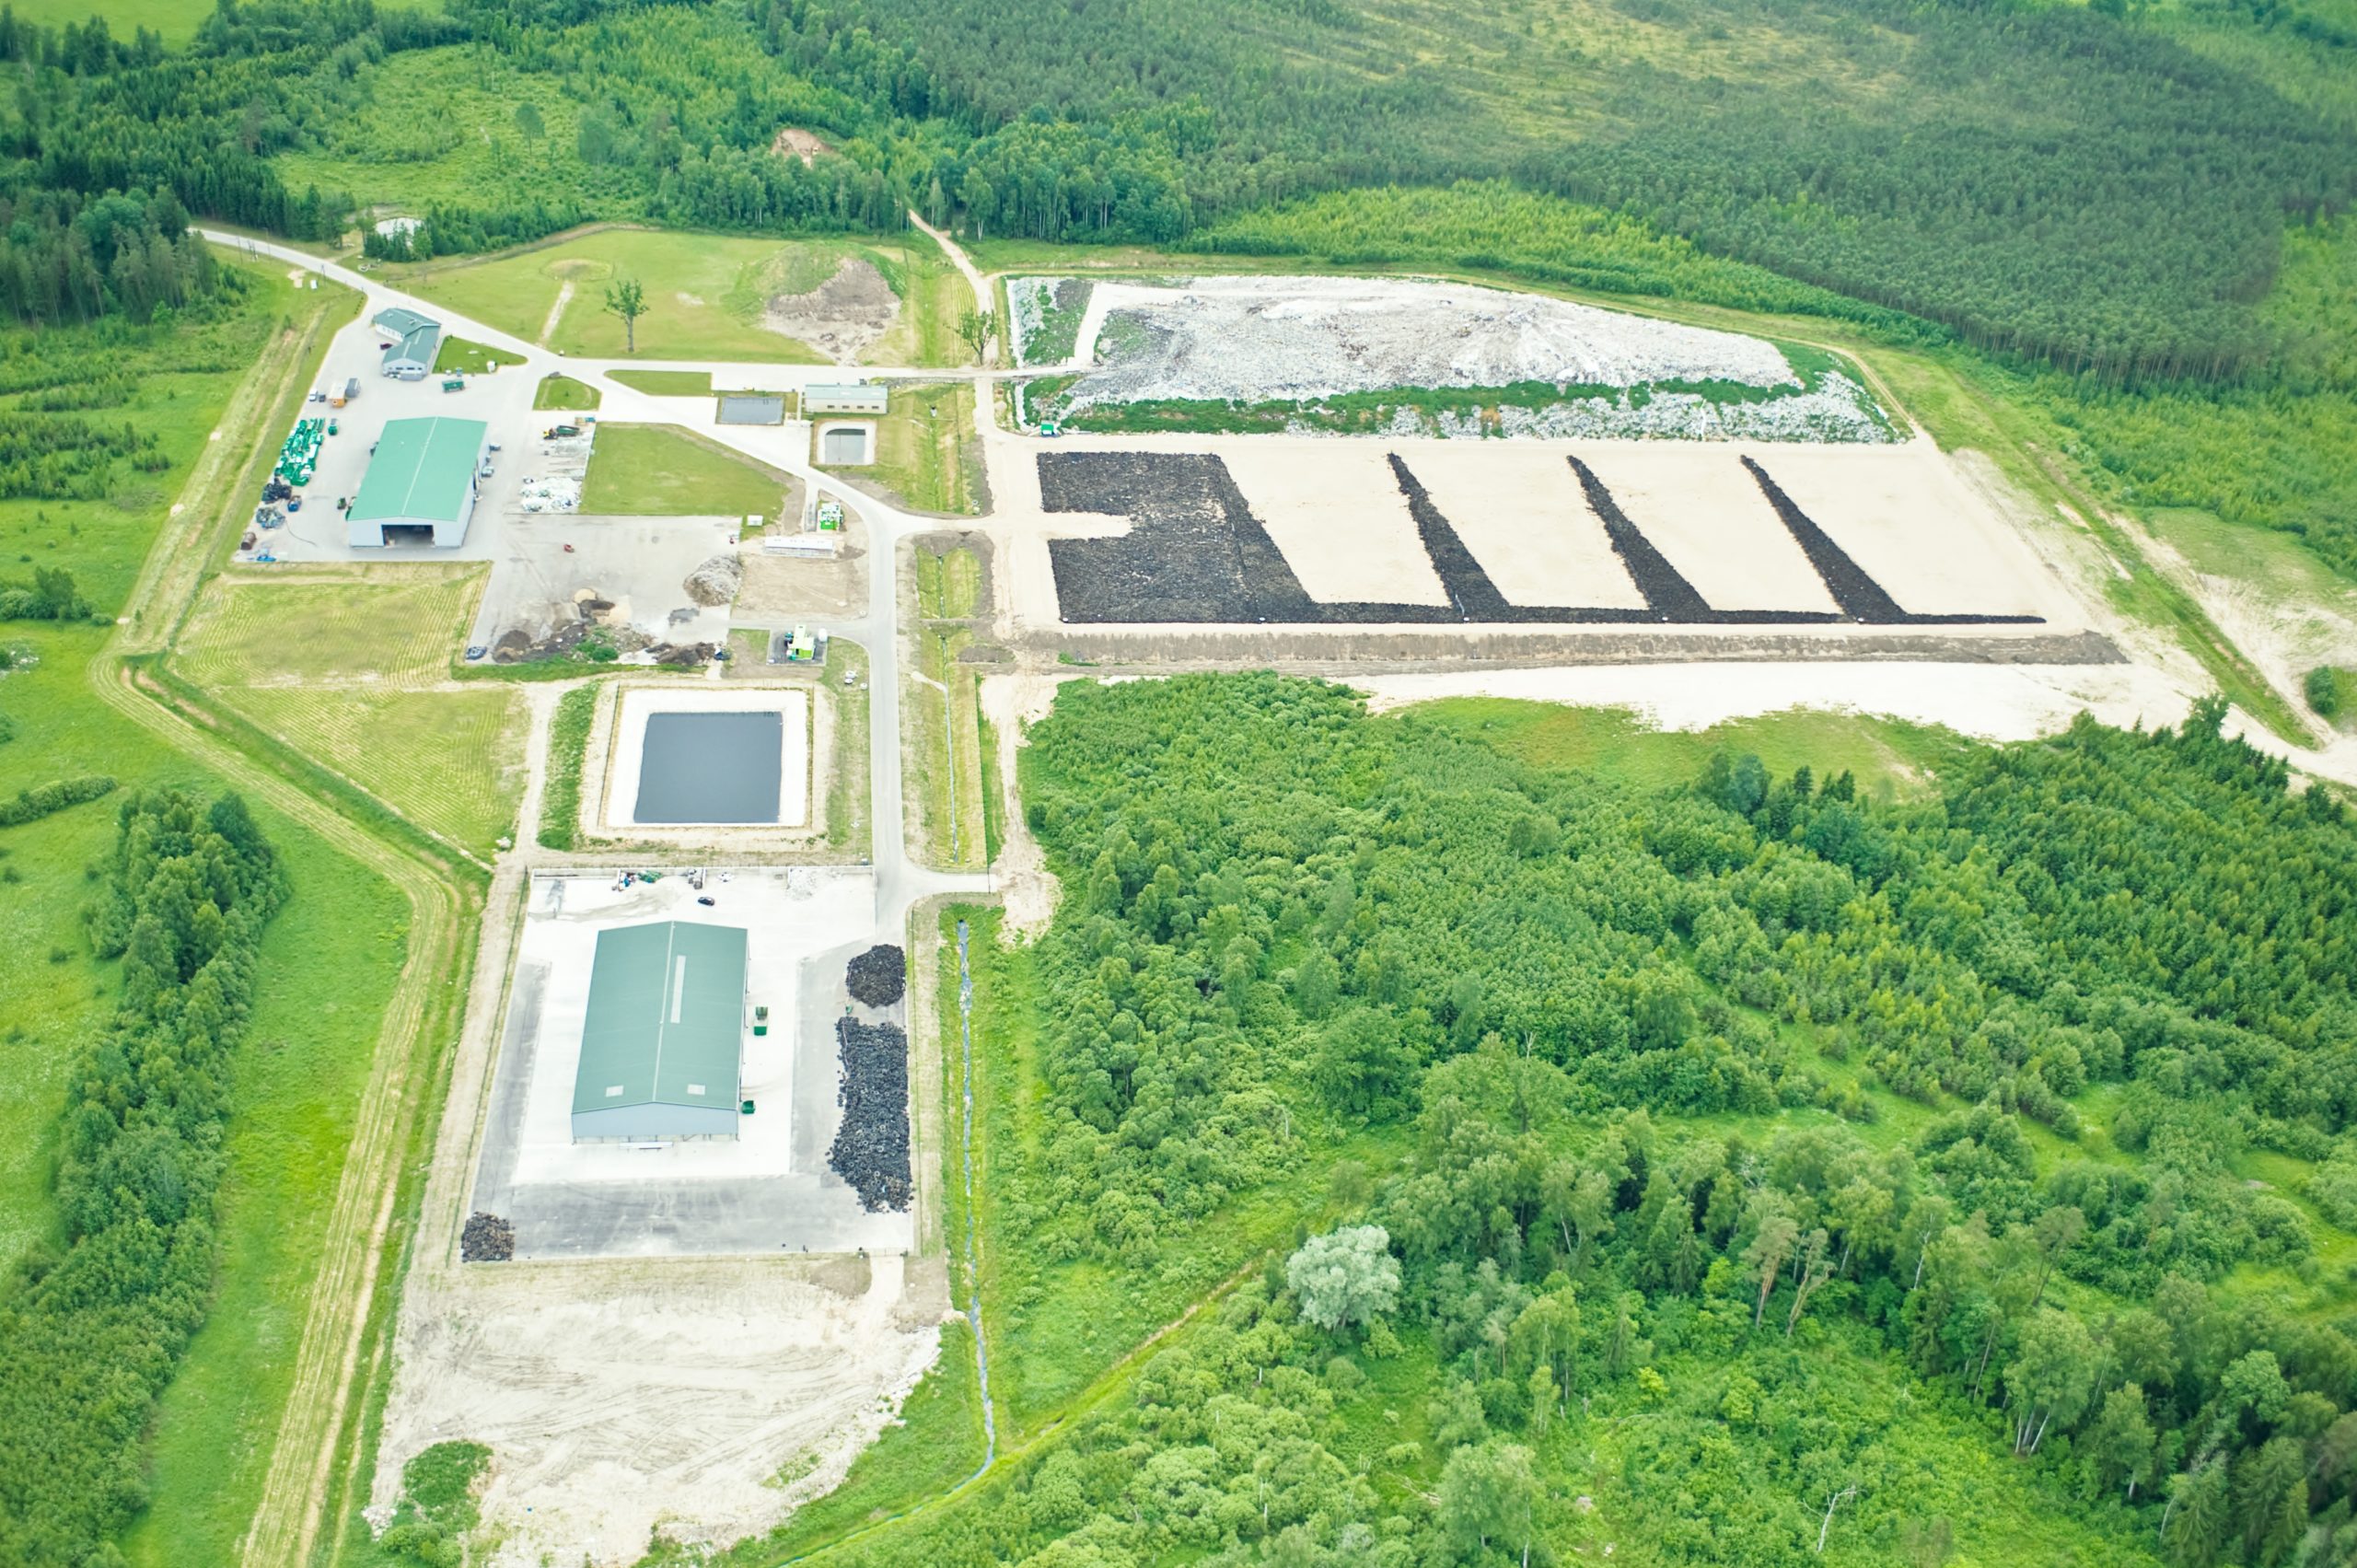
[
  {"xmin": 520, "ymin": 431, "xmax": 595, "ymax": 513},
  {"xmin": 1033, "ymin": 273, "xmax": 1895, "ymax": 443},
  {"xmin": 519, "ymin": 478, "xmax": 582, "ymax": 513}
]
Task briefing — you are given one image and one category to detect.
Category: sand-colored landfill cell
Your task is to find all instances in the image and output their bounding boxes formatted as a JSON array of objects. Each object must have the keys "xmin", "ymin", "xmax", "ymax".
[
  {"xmin": 1754, "ymin": 442, "xmax": 2058, "ymax": 619},
  {"xmin": 1574, "ymin": 443, "xmax": 1840, "ymax": 614},
  {"xmin": 1217, "ymin": 442, "xmax": 1450, "ymax": 607},
  {"xmin": 1399, "ymin": 442, "xmax": 1648, "ymax": 610}
]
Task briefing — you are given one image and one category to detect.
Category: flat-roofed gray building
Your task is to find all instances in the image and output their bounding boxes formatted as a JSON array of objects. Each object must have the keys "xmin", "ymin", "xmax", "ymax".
[
  {"xmin": 804, "ymin": 382, "xmax": 888, "ymax": 416},
  {"xmin": 570, "ymin": 921, "xmax": 747, "ymax": 1141}
]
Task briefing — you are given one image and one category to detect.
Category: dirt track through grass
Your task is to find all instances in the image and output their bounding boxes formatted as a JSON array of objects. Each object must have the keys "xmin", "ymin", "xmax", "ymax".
[{"xmin": 86, "ymin": 284, "xmax": 482, "ymax": 1568}]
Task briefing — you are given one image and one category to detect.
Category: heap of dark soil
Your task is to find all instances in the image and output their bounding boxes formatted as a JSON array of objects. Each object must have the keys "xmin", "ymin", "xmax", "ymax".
[
  {"xmin": 461, "ymin": 1211, "xmax": 515, "ymax": 1262},
  {"xmin": 828, "ymin": 1017, "xmax": 910, "ymax": 1212},
  {"xmin": 846, "ymin": 944, "xmax": 906, "ymax": 1007}
]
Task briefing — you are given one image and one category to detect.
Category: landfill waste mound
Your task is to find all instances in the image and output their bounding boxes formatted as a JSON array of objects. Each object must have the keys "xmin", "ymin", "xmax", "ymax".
[
  {"xmin": 846, "ymin": 943, "xmax": 906, "ymax": 1007},
  {"xmin": 828, "ymin": 1017, "xmax": 910, "ymax": 1212}
]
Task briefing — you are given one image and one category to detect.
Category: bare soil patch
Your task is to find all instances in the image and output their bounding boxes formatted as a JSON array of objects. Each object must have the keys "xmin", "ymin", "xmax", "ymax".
[
  {"xmin": 762, "ymin": 257, "xmax": 900, "ymax": 364},
  {"xmin": 368, "ymin": 1254, "xmax": 941, "ymax": 1567},
  {"xmin": 772, "ymin": 127, "xmax": 832, "ymax": 166}
]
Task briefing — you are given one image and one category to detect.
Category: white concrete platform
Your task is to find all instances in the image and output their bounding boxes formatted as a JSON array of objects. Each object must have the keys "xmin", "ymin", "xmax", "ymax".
[{"xmin": 470, "ymin": 868, "xmax": 914, "ymax": 1259}]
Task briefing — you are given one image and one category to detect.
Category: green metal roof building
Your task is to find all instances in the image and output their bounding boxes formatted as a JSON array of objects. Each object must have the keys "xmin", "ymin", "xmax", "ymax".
[
  {"xmin": 374, "ymin": 306, "xmax": 442, "ymax": 379},
  {"xmin": 571, "ymin": 922, "xmax": 748, "ymax": 1142},
  {"xmin": 347, "ymin": 416, "xmax": 487, "ymax": 548}
]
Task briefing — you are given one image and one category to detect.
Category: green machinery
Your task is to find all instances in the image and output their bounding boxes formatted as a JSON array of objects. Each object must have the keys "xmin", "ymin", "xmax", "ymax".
[{"xmin": 274, "ymin": 418, "xmax": 325, "ymax": 485}]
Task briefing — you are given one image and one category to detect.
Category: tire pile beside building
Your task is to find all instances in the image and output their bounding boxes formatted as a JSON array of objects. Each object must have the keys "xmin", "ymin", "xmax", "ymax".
[{"xmin": 828, "ymin": 1017, "xmax": 910, "ymax": 1212}]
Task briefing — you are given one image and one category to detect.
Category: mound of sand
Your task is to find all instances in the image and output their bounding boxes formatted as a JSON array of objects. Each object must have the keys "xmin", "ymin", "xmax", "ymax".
[
  {"xmin": 762, "ymin": 257, "xmax": 898, "ymax": 364},
  {"xmin": 683, "ymin": 552, "xmax": 743, "ymax": 607}
]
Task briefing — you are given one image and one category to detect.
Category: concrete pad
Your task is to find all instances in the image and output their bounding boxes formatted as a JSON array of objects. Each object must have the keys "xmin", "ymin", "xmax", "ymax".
[
  {"xmin": 1756, "ymin": 442, "xmax": 2067, "ymax": 620},
  {"xmin": 251, "ymin": 307, "xmax": 542, "ymax": 563},
  {"xmin": 466, "ymin": 514, "xmax": 737, "ymax": 653},
  {"xmin": 470, "ymin": 868, "xmax": 912, "ymax": 1259}
]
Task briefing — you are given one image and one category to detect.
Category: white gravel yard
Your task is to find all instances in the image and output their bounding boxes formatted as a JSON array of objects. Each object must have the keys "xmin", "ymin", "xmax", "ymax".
[{"xmin": 1014, "ymin": 273, "xmax": 1894, "ymax": 442}]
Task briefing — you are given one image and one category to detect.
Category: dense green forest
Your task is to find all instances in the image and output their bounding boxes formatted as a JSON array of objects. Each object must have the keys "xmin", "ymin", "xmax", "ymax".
[
  {"xmin": 0, "ymin": 788, "xmax": 285, "ymax": 1565},
  {"xmin": 795, "ymin": 675, "xmax": 2357, "ymax": 1566},
  {"xmin": 8, "ymin": 0, "xmax": 2355, "ymax": 385}
]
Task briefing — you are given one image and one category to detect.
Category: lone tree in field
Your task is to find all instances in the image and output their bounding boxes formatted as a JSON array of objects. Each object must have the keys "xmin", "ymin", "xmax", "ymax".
[
  {"xmin": 604, "ymin": 274, "xmax": 647, "ymax": 354},
  {"xmin": 1286, "ymin": 1224, "xmax": 1400, "ymax": 1333},
  {"xmin": 958, "ymin": 306, "xmax": 995, "ymax": 365}
]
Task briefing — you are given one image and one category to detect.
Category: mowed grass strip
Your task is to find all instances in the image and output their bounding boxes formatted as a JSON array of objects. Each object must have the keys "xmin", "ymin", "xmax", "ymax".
[
  {"xmin": 177, "ymin": 569, "xmax": 487, "ymax": 688},
  {"xmin": 606, "ymin": 368, "xmax": 713, "ymax": 396},
  {"xmin": 432, "ymin": 336, "xmax": 526, "ymax": 376},
  {"xmin": 219, "ymin": 687, "xmax": 528, "ymax": 854},
  {"xmin": 581, "ymin": 423, "xmax": 788, "ymax": 517},
  {"xmin": 533, "ymin": 374, "xmax": 601, "ymax": 412},
  {"xmin": 827, "ymin": 383, "xmax": 981, "ymax": 516}
]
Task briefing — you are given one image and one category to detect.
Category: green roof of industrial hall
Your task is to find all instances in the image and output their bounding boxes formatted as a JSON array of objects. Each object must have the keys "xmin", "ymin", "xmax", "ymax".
[
  {"xmin": 572, "ymin": 922, "xmax": 747, "ymax": 1116},
  {"xmin": 372, "ymin": 306, "xmax": 437, "ymax": 338},
  {"xmin": 348, "ymin": 417, "xmax": 485, "ymax": 526},
  {"xmin": 389, "ymin": 322, "xmax": 440, "ymax": 366}
]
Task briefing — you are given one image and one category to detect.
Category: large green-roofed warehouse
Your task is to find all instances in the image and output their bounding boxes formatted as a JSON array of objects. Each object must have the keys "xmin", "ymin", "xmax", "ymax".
[
  {"xmin": 571, "ymin": 921, "xmax": 748, "ymax": 1142},
  {"xmin": 347, "ymin": 416, "xmax": 487, "ymax": 549}
]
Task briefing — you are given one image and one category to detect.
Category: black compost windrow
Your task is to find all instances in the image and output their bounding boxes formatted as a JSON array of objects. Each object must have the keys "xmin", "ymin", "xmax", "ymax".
[
  {"xmin": 1562, "ymin": 453, "xmax": 1719, "ymax": 621},
  {"xmin": 1387, "ymin": 453, "xmax": 1512, "ymax": 621},
  {"xmin": 846, "ymin": 944, "xmax": 906, "ymax": 1007},
  {"xmin": 1039, "ymin": 450, "xmax": 2042, "ymax": 627},
  {"xmin": 1738, "ymin": 454, "xmax": 2045, "ymax": 627},
  {"xmin": 829, "ymin": 1016, "xmax": 911, "ymax": 1212},
  {"xmin": 1739, "ymin": 453, "xmax": 1904, "ymax": 621}
]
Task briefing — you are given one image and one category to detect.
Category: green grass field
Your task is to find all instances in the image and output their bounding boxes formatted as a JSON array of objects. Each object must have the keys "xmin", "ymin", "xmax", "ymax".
[
  {"xmin": 177, "ymin": 570, "xmax": 486, "ymax": 688},
  {"xmin": 433, "ymin": 337, "xmax": 526, "ymax": 376},
  {"xmin": 176, "ymin": 570, "xmax": 529, "ymax": 854},
  {"xmin": 824, "ymin": 383, "xmax": 981, "ymax": 516},
  {"xmin": 581, "ymin": 424, "xmax": 790, "ymax": 517},
  {"xmin": 0, "ymin": 267, "xmax": 304, "ymax": 612},
  {"xmin": 0, "ymin": 633, "xmax": 141, "ymax": 1273},
  {"xmin": 1413, "ymin": 700, "xmax": 1979, "ymax": 802},
  {"xmin": 6, "ymin": 0, "xmax": 213, "ymax": 43},
  {"xmin": 533, "ymin": 374, "xmax": 601, "ymax": 412},
  {"xmin": 1, "ymin": 638, "xmax": 414, "ymax": 1568},
  {"xmin": 0, "ymin": 263, "xmax": 319, "ymax": 1272},
  {"xmin": 401, "ymin": 229, "xmax": 951, "ymax": 362},
  {"xmin": 223, "ymin": 687, "xmax": 526, "ymax": 854}
]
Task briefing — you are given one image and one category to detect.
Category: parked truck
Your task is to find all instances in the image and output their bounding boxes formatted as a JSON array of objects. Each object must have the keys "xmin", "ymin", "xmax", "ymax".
[{"xmin": 329, "ymin": 377, "xmax": 359, "ymax": 407}]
